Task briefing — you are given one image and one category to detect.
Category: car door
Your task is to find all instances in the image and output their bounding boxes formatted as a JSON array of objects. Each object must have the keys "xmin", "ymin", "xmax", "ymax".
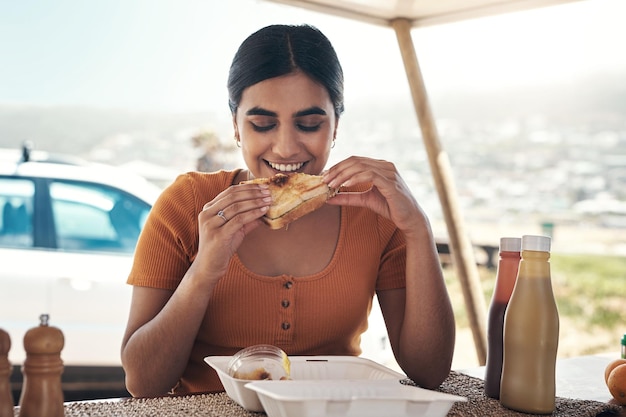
[{"xmin": 0, "ymin": 176, "xmax": 152, "ymax": 366}]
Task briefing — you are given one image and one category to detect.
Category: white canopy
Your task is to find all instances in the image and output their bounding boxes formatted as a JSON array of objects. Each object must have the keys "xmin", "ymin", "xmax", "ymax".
[
  {"xmin": 265, "ymin": 0, "xmax": 583, "ymax": 365},
  {"xmin": 266, "ymin": 0, "xmax": 581, "ymax": 27}
]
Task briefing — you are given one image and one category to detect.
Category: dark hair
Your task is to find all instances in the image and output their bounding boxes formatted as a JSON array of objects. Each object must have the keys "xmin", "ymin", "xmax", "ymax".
[{"xmin": 227, "ymin": 24, "xmax": 344, "ymax": 118}]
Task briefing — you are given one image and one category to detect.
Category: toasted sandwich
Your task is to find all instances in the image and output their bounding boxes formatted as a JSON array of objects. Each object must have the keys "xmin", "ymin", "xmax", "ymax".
[{"xmin": 242, "ymin": 173, "xmax": 337, "ymax": 230}]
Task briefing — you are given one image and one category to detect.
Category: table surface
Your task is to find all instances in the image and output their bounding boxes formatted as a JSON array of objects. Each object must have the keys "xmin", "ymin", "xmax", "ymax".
[
  {"xmin": 460, "ymin": 353, "xmax": 618, "ymax": 403},
  {"xmin": 459, "ymin": 353, "xmax": 625, "ymax": 416},
  {"xmin": 13, "ymin": 353, "xmax": 625, "ymax": 417}
]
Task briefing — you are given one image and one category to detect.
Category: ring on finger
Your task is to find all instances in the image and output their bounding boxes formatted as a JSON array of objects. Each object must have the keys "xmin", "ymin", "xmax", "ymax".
[{"xmin": 216, "ymin": 209, "xmax": 228, "ymax": 223}]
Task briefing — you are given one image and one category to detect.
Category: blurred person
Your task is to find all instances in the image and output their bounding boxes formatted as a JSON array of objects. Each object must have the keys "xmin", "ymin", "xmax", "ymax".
[
  {"xmin": 191, "ymin": 130, "xmax": 235, "ymax": 173},
  {"xmin": 121, "ymin": 24, "xmax": 455, "ymax": 397}
]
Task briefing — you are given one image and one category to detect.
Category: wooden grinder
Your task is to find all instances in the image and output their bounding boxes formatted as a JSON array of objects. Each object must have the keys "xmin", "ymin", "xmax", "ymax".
[
  {"xmin": 18, "ymin": 314, "xmax": 65, "ymax": 417},
  {"xmin": 0, "ymin": 328, "xmax": 13, "ymax": 417}
]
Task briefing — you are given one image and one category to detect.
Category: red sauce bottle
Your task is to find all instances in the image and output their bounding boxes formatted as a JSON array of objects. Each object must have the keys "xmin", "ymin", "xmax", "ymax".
[{"xmin": 484, "ymin": 237, "xmax": 521, "ymax": 399}]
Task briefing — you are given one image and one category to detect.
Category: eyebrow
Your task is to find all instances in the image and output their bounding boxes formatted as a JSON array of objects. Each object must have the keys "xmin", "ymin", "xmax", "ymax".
[
  {"xmin": 294, "ymin": 107, "xmax": 327, "ymax": 117},
  {"xmin": 245, "ymin": 106, "xmax": 327, "ymax": 118},
  {"xmin": 246, "ymin": 107, "xmax": 277, "ymax": 117}
]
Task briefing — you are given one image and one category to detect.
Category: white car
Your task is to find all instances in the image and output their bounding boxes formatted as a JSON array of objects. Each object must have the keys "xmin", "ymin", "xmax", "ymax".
[{"xmin": 0, "ymin": 146, "xmax": 161, "ymax": 378}]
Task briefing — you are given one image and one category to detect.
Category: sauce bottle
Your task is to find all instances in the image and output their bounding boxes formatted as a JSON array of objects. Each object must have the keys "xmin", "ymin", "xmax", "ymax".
[
  {"xmin": 0, "ymin": 328, "xmax": 13, "ymax": 417},
  {"xmin": 484, "ymin": 237, "xmax": 521, "ymax": 399},
  {"xmin": 621, "ymin": 333, "xmax": 625, "ymax": 359},
  {"xmin": 500, "ymin": 235, "xmax": 559, "ymax": 414},
  {"xmin": 18, "ymin": 314, "xmax": 65, "ymax": 417}
]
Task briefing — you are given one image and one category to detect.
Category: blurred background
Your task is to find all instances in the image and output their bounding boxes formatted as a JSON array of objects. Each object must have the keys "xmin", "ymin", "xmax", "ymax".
[{"xmin": 1, "ymin": 0, "xmax": 625, "ymax": 396}]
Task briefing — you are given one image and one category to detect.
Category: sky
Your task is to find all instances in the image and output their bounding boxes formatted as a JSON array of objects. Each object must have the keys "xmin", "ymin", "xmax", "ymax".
[{"xmin": 1, "ymin": 0, "xmax": 625, "ymax": 115}]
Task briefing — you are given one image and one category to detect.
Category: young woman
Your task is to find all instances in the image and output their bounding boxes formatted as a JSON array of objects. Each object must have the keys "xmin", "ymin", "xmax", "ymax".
[{"xmin": 121, "ymin": 24, "xmax": 455, "ymax": 397}]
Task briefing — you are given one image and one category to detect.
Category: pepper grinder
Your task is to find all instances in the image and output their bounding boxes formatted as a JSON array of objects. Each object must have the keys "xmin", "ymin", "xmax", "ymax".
[
  {"xmin": 18, "ymin": 314, "xmax": 65, "ymax": 417},
  {"xmin": 0, "ymin": 328, "xmax": 13, "ymax": 417}
]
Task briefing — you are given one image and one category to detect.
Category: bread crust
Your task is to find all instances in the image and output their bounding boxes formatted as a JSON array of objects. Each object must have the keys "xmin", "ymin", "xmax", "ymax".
[
  {"xmin": 263, "ymin": 192, "xmax": 329, "ymax": 229},
  {"xmin": 242, "ymin": 173, "xmax": 336, "ymax": 230}
]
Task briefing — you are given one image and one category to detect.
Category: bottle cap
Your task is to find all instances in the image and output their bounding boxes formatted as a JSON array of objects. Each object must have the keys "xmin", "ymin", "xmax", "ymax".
[
  {"xmin": 499, "ymin": 237, "xmax": 521, "ymax": 252},
  {"xmin": 521, "ymin": 235, "xmax": 551, "ymax": 252},
  {"xmin": 622, "ymin": 333, "xmax": 626, "ymax": 345},
  {"xmin": 23, "ymin": 314, "xmax": 64, "ymax": 355}
]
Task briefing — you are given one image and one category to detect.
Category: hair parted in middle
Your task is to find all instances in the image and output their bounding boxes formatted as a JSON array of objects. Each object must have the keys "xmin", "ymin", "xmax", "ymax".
[{"xmin": 227, "ymin": 24, "xmax": 345, "ymax": 119}]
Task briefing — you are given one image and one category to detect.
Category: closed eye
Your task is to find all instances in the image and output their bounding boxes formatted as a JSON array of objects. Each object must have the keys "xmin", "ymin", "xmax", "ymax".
[
  {"xmin": 297, "ymin": 123, "xmax": 322, "ymax": 132},
  {"xmin": 251, "ymin": 122, "xmax": 275, "ymax": 132},
  {"xmin": 295, "ymin": 107, "xmax": 327, "ymax": 133}
]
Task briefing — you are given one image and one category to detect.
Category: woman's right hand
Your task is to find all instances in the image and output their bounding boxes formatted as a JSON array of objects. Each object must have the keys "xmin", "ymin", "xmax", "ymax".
[
  {"xmin": 193, "ymin": 182, "xmax": 272, "ymax": 285},
  {"xmin": 122, "ymin": 181, "xmax": 273, "ymax": 397}
]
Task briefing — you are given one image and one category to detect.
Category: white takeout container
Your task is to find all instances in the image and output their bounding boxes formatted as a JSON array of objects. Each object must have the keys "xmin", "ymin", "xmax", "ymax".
[
  {"xmin": 246, "ymin": 379, "xmax": 466, "ymax": 417},
  {"xmin": 204, "ymin": 355, "xmax": 406, "ymax": 412}
]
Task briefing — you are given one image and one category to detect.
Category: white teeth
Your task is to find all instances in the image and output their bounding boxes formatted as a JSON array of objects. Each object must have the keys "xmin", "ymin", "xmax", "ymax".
[{"xmin": 268, "ymin": 162, "xmax": 304, "ymax": 172}]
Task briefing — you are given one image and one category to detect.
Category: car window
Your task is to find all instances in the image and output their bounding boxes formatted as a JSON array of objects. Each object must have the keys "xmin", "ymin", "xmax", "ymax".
[
  {"xmin": 50, "ymin": 181, "xmax": 150, "ymax": 253},
  {"xmin": 0, "ymin": 178, "xmax": 35, "ymax": 248}
]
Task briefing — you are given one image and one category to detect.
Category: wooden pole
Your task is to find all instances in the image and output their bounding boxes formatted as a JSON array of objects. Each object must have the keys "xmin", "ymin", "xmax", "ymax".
[{"xmin": 391, "ymin": 18, "xmax": 488, "ymax": 365}]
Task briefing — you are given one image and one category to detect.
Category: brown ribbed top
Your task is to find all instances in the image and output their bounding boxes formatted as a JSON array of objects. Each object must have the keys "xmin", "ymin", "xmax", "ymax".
[{"xmin": 127, "ymin": 170, "xmax": 406, "ymax": 393}]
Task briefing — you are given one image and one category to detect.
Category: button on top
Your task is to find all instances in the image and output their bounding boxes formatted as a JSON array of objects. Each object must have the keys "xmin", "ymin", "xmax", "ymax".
[
  {"xmin": 284, "ymin": 281, "xmax": 293, "ymax": 289},
  {"xmin": 281, "ymin": 299, "xmax": 290, "ymax": 308},
  {"xmin": 281, "ymin": 322, "xmax": 291, "ymax": 330}
]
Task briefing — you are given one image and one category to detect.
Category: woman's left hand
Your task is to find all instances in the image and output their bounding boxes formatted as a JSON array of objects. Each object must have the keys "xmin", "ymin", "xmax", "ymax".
[{"xmin": 323, "ymin": 156, "xmax": 423, "ymax": 233}]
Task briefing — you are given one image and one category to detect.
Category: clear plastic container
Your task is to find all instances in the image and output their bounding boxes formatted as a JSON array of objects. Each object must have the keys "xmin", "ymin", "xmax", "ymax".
[{"xmin": 227, "ymin": 345, "xmax": 290, "ymax": 381}]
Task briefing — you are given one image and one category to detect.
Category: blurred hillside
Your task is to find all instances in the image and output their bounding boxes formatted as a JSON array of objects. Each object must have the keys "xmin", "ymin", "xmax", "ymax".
[{"xmin": 1, "ymin": 74, "xmax": 625, "ymax": 254}]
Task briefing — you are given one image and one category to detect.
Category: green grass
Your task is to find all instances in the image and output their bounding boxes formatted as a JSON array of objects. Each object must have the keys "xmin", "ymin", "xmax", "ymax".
[
  {"xmin": 551, "ymin": 254, "xmax": 626, "ymax": 328},
  {"xmin": 443, "ymin": 253, "xmax": 626, "ymax": 331}
]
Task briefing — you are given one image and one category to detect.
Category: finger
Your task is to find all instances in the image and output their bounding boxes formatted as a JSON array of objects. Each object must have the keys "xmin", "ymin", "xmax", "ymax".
[
  {"xmin": 203, "ymin": 183, "xmax": 270, "ymax": 214},
  {"xmin": 218, "ymin": 196, "xmax": 272, "ymax": 226},
  {"xmin": 216, "ymin": 209, "xmax": 228, "ymax": 223},
  {"xmin": 326, "ymin": 190, "xmax": 369, "ymax": 207},
  {"xmin": 202, "ymin": 194, "xmax": 271, "ymax": 231},
  {"xmin": 324, "ymin": 157, "xmax": 394, "ymax": 189}
]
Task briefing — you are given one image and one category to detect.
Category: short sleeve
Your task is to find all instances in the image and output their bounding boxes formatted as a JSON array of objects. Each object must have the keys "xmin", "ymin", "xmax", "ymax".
[{"xmin": 127, "ymin": 170, "xmax": 238, "ymax": 290}]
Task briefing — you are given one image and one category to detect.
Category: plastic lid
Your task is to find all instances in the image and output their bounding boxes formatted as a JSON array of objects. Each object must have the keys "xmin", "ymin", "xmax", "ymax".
[
  {"xmin": 521, "ymin": 235, "xmax": 551, "ymax": 252},
  {"xmin": 227, "ymin": 344, "xmax": 290, "ymax": 380},
  {"xmin": 499, "ymin": 237, "xmax": 521, "ymax": 252},
  {"xmin": 622, "ymin": 333, "xmax": 626, "ymax": 344}
]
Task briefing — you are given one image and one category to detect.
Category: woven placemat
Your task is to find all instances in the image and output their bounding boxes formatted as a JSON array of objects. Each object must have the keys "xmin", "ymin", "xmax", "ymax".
[
  {"xmin": 403, "ymin": 370, "xmax": 623, "ymax": 417},
  {"xmin": 59, "ymin": 392, "xmax": 258, "ymax": 417},
  {"xmin": 15, "ymin": 371, "xmax": 622, "ymax": 417}
]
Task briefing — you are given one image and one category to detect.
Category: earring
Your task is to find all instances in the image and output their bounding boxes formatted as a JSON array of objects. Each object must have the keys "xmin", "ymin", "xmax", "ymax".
[
  {"xmin": 234, "ymin": 136, "xmax": 241, "ymax": 148},
  {"xmin": 331, "ymin": 138, "xmax": 336, "ymax": 149}
]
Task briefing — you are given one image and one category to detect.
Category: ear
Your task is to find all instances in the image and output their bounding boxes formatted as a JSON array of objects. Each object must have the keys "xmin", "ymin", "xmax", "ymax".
[{"xmin": 232, "ymin": 116, "xmax": 240, "ymax": 141}]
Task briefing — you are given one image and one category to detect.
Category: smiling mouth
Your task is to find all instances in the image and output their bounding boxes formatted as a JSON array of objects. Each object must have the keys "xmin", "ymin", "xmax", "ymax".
[{"xmin": 266, "ymin": 161, "xmax": 305, "ymax": 173}]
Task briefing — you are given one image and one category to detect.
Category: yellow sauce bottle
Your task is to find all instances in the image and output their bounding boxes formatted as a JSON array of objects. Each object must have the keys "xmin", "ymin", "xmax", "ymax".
[{"xmin": 500, "ymin": 235, "xmax": 559, "ymax": 414}]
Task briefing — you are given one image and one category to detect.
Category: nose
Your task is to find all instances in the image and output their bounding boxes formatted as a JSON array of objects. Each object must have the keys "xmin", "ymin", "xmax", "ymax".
[{"xmin": 272, "ymin": 126, "xmax": 300, "ymax": 158}]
